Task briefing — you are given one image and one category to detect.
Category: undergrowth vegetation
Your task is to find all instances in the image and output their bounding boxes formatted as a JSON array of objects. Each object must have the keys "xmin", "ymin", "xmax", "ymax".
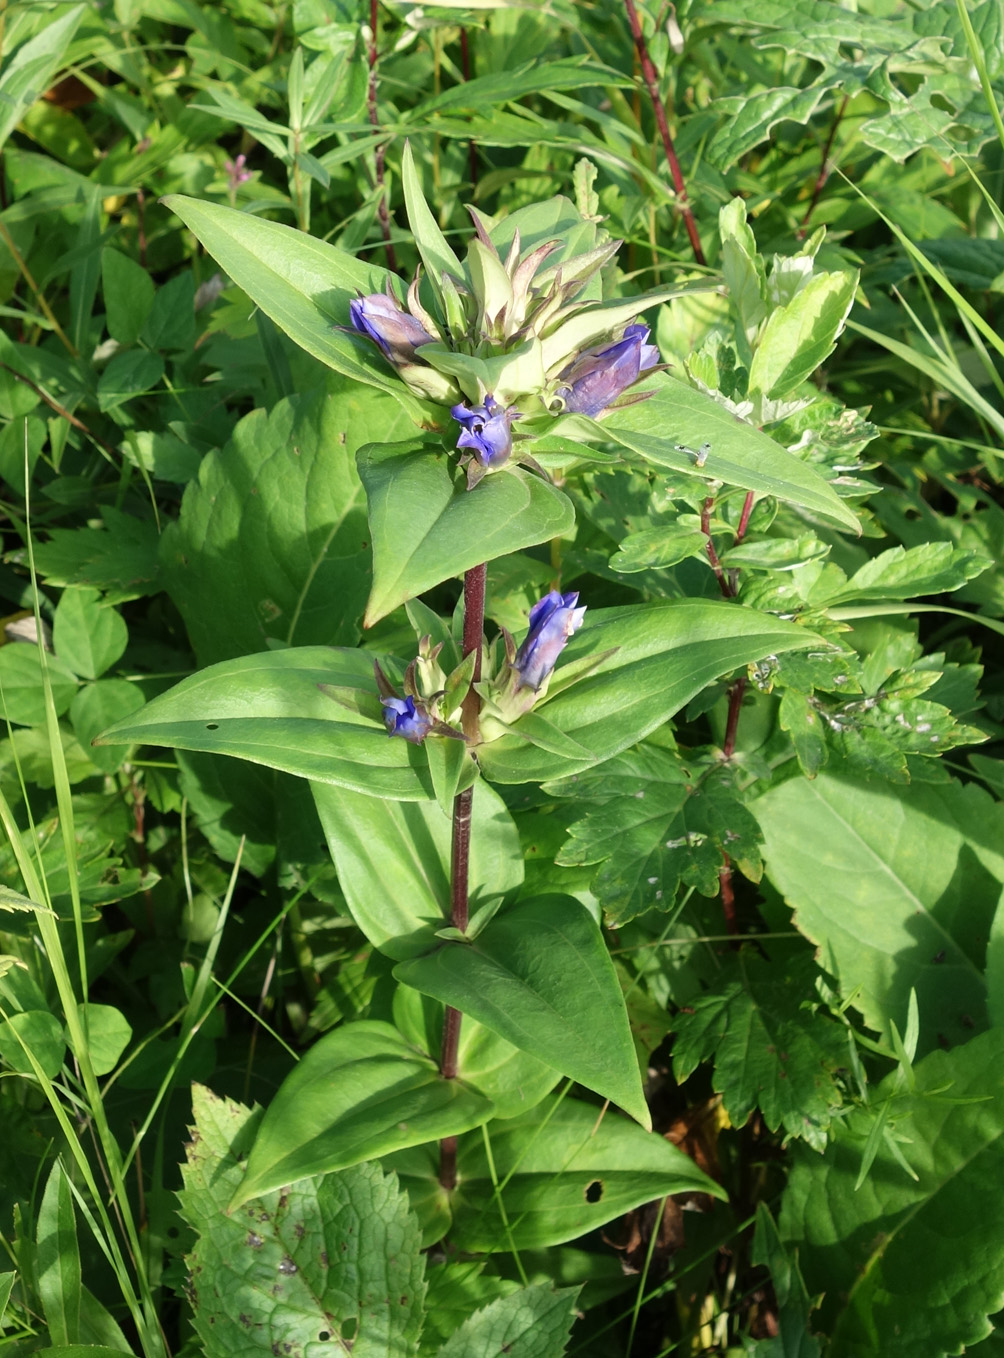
[{"xmin": 2, "ymin": 0, "xmax": 1004, "ymax": 1354}]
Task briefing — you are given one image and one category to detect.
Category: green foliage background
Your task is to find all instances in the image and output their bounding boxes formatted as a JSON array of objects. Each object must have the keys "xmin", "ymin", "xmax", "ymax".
[{"xmin": 2, "ymin": 0, "xmax": 1004, "ymax": 1354}]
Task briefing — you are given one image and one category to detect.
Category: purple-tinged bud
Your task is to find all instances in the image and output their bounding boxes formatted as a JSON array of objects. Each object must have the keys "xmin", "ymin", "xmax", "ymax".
[
  {"xmin": 557, "ymin": 324, "xmax": 660, "ymax": 417},
  {"xmin": 381, "ymin": 695, "xmax": 434, "ymax": 743},
  {"xmin": 350, "ymin": 293, "xmax": 435, "ymax": 366},
  {"xmin": 513, "ymin": 590, "xmax": 586, "ymax": 692},
  {"xmin": 451, "ymin": 395, "xmax": 520, "ymax": 468}
]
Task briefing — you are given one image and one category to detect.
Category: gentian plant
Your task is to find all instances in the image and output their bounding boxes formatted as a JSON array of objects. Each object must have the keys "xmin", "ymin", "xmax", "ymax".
[{"xmin": 94, "ymin": 138, "xmax": 906, "ymax": 1344}]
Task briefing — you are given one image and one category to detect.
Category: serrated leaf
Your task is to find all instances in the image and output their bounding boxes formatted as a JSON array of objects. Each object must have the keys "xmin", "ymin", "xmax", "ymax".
[
  {"xmin": 395, "ymin": 894, "xmax": 651, "ymax": 1128},
  {"xmin": 435, "ymin": 1284, "xmax": 580, "ymax": 1358},
  {"xmin": 233, "ymin": 1022, "xmax": 494, "ymax": 1207},
  {"xmin": 179, "ymin": 1084, "xmax": 427, "ymax": 1357},
  {"xmin": 672, "ymin": 956, "xmax": 844, "ymax": 1150},
  {"xmin": 780, "ymin": 1028, "xmax": 1004, "ymax": 1355},
  {"xmin": 358, "ymin": 445, "xmax": 574, "ymax": 625}
]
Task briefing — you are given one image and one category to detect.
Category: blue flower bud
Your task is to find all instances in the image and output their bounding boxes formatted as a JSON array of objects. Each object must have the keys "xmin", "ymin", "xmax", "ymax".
[
  {"xmin": 513, "ymin": 590, "xmax": 586, "ymax": 692},
  {"xmin": 451, "ymin": 395, "xmax": 520, "ymax": 468},
  {"xmin": 557, "ymin": 324, "xmax": 660, "ymax": 417},
  {"xmin": 350, "ymin": 293, "xmax": 435, "ymax": 366},
  {"xmin": 381, "ymin": 695, "xmax": 434, "ymax": 743}
]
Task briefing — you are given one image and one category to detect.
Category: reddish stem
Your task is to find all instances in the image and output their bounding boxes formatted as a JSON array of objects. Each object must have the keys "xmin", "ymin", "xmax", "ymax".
[
  {"xmin": 366, "ymin": 0, "xmax": 398, "ymax": 272},
  {"xmin": 438, "ymin": 562, "xmax": 487, "ymax": 1190},
  {"xmin": 622, "ymin": 0, "xmax": 706, "ymax": 266},
  {"xmin": 800, "ymin": 94, "xmax": 849, "ymax": 236},
  {"xmin": 702, "ymin": 497, "xmax": 731, "ymax": 599}
]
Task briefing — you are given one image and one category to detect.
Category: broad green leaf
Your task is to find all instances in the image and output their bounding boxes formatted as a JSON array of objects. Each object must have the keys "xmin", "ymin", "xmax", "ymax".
[
  {"xmin": 69, "ymin": 680, "xmax": 144, "ymax": 775},
  {"xmin": 95, "ymin": 647, "xmax": 443, "ymax": 801},
  {"xmin": 52, "ymin": 587, "xmax": 128, "ymax": 680},
  {"xmin": 392, "ymin": 1096, "xmax": 725, "ymax": 1252},
  {"xmin": 708, "ymin": 87, "xmax": 829, "ymax": 171},
  {"xmin": 755, "ymin": 770, "xmax": 1004, "ymax": 1054},
  {"xmin": 672, "ymin": 955, "xmax": 845, "ymax": 1151},
  {"xmin": 0, "ymin": 1010, "xmax": 65, "ymax": 1077},
  {"xmin": 37, "ymin": 1163, "xmax": 81, "ymax": 1347},
  {"xmin": 162, "ymin": 195, "xmax": 426, "ymax": 413},
  {"xmin": 101, "ymin": 247, "xmax": 154, "ymax": 348},
  {"xmin": 179, "ymin": 1084, "xmax": 427, "ymax": 1358},
  {"xmin": 96, "ymin": 350, "xmax": 164, "ymax": 412},
  {"xmin": 781, "ymin": 1028, "xmax": 1004, "ymax": 1356},
  {"xmin": 233, "ymin": 1021, "xmax": 495, "ymax": 1207},
  {"xmin": 0, "ymin": 646, "xmax": 78, "ymax": 726},
  {"xmin": 477, "ymin": 599, "xmax": 821, "ymax": 784},
  {"xmin": 358, "ymin": 445, "xmax": 575, "ymax": 625},
  {"xmin": 161, "ymin": 382, "xmax": 412, "ymax": 665},
  {"xmin": 74, "ymin": 1004, "xmax": 132, "ymax": 1077},
  {"xmin": 435, "ymin": 1284, "xmax": 580, "ymax": 1358},
  {"xmin": 829, "ymin": 541, "xmax": 992, "ymax": 603},
  {"xmin": 603, "ymin": 374, "xmax": 860, "ymax": 531},
  {"xmin": 311, "ymin": 780, "xmax": 522, "ymax": 959},
  {"xmin": 748, "ymin": 270, "xmax": 857, "ymax": 401},
  {"xmin": 610, "ymin": 526, "xmax": 707, "ymax": 573},
  {"xmin": 0, "ymin": 6, "xmax": 86, "ymax": 153},
  {"xmin": 395, "ymin": 894, "xmax": 651, "ymax": 1128}
]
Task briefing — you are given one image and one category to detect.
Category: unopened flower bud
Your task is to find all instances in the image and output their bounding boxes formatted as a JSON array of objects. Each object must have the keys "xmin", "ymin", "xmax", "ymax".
[
  {"xmin": 557, "ymin": 324, "xmax": 659, "ymax": 417},
  {"xmin": 513, "ymin": 590, "xmax": 586, "ymax": 691},
  {"xmin": 350, "ymin": 293, "xmax": 435, "ymax": 366}
]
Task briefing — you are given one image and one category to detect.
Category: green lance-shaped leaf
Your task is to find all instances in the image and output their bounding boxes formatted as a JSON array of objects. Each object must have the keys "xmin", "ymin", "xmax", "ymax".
[
  {"xmin": 389, "ymin": 1095, "xmax": 726, "ymax": 1252},
  {"xmin": 37, "ymin": 1163, "xmax": 82, "ymax": 1347},
  {"xmin": 179, "ymin": 1084, "xmax": 427, "ymax": 1358},
  {"xmin": 311, "ymin": 781, "xmax": 523, "ymax": 960},
  {"xmin": 96, "ymin": 646, "xmax": 471, "ymax": 802},
  {"xmin": 0, "ymin": 6, "xmax": 86, "ymax": 154},
  {"xmin": 232, "ymin": 1022, "xmax": 494, "ymax": 1207},
  {"xmin": 358, "ymin": 444, "xmax": 575, "ymax": 625},
  {"xmin": 780, "ymin": 1028, "xmax": 1004, "ymax": 1356},
  {"xmin": 161, "ymin": 195, "xmax": 429, "ymax": 417},
  {"xmin": 602, "ymin": 373, "xmax": 859, "ymax": 531},
  {"xmin": 477, "ymin": 599, "xmax": 824, "ymax": 784},
  {"xmin": 395, "ymin": 894, "xmax": 651, "ymax": 1129},
  {"xmin": 748, "ymin": 268, "xmax": 858, "ymax": 402}
]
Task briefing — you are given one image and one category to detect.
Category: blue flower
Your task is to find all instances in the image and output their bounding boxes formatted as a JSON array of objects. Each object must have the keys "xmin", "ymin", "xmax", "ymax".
[
  {"xmin": 350, "ymin": 293, "xmax": 434, "ymax": 365},
  {"xmin": 381, "ymin": 695, "xmax": 434, "ymax": 743},
  {"xmin": 451, "ymin": 395, "xmax": 519, "ymax": 468},
  {"xmin": 557, "ymin": 324, "xmax": 660, "ymax": 417},
  {"xmin": 513, "ymin": 590, "xmax": 586, "ymax": 692}
]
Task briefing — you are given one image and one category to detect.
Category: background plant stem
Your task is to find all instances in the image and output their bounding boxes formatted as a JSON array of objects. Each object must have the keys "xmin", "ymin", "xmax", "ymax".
[
  {"xmin": 622, "ymin": 0, "xmax": 706, "ymax": 266},
  {"xmin": 366, "ymin": 0, "xmax": 398, "ymax": 271},
  {"xmin": 439, "ymin": 561, "xmax": 487, "ymax": 1188}
]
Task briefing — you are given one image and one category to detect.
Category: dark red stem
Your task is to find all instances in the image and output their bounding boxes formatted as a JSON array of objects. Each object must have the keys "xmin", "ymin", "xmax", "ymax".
[
  {"xmin": 800, "ymin": 94, "xmax": 849, "ymax": 235},
  {"xmin": 702, "ymin": 497, "xmax": 731, "ymax": 600},
  {"xmin": 366, "ymin": 0, "xmax": 398, "ymax": 272},
  {"xmin": 438, "ymin": 563, "xmax": 487, "ymax": 1190},
  {"xmin": 622, "ymin": 0, "xmax": 706, "ymax": 266}
]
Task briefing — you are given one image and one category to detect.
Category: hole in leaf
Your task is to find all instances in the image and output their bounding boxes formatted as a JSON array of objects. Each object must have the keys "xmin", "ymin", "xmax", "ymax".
[
  {"xmin": 317, "ymin": 1332, "xmax": 330, "ymax": 1343},
  {"xmin": 342, "ymin": 1317, "xmax": 359, "ymax": 1342},
  {"xmin": 206, "ymin": 722, "xmax": 219, "ymax": 730},
  {"xmin": 585, "ymin": 1179, "xmax": 604, "ymax": 1203}
]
